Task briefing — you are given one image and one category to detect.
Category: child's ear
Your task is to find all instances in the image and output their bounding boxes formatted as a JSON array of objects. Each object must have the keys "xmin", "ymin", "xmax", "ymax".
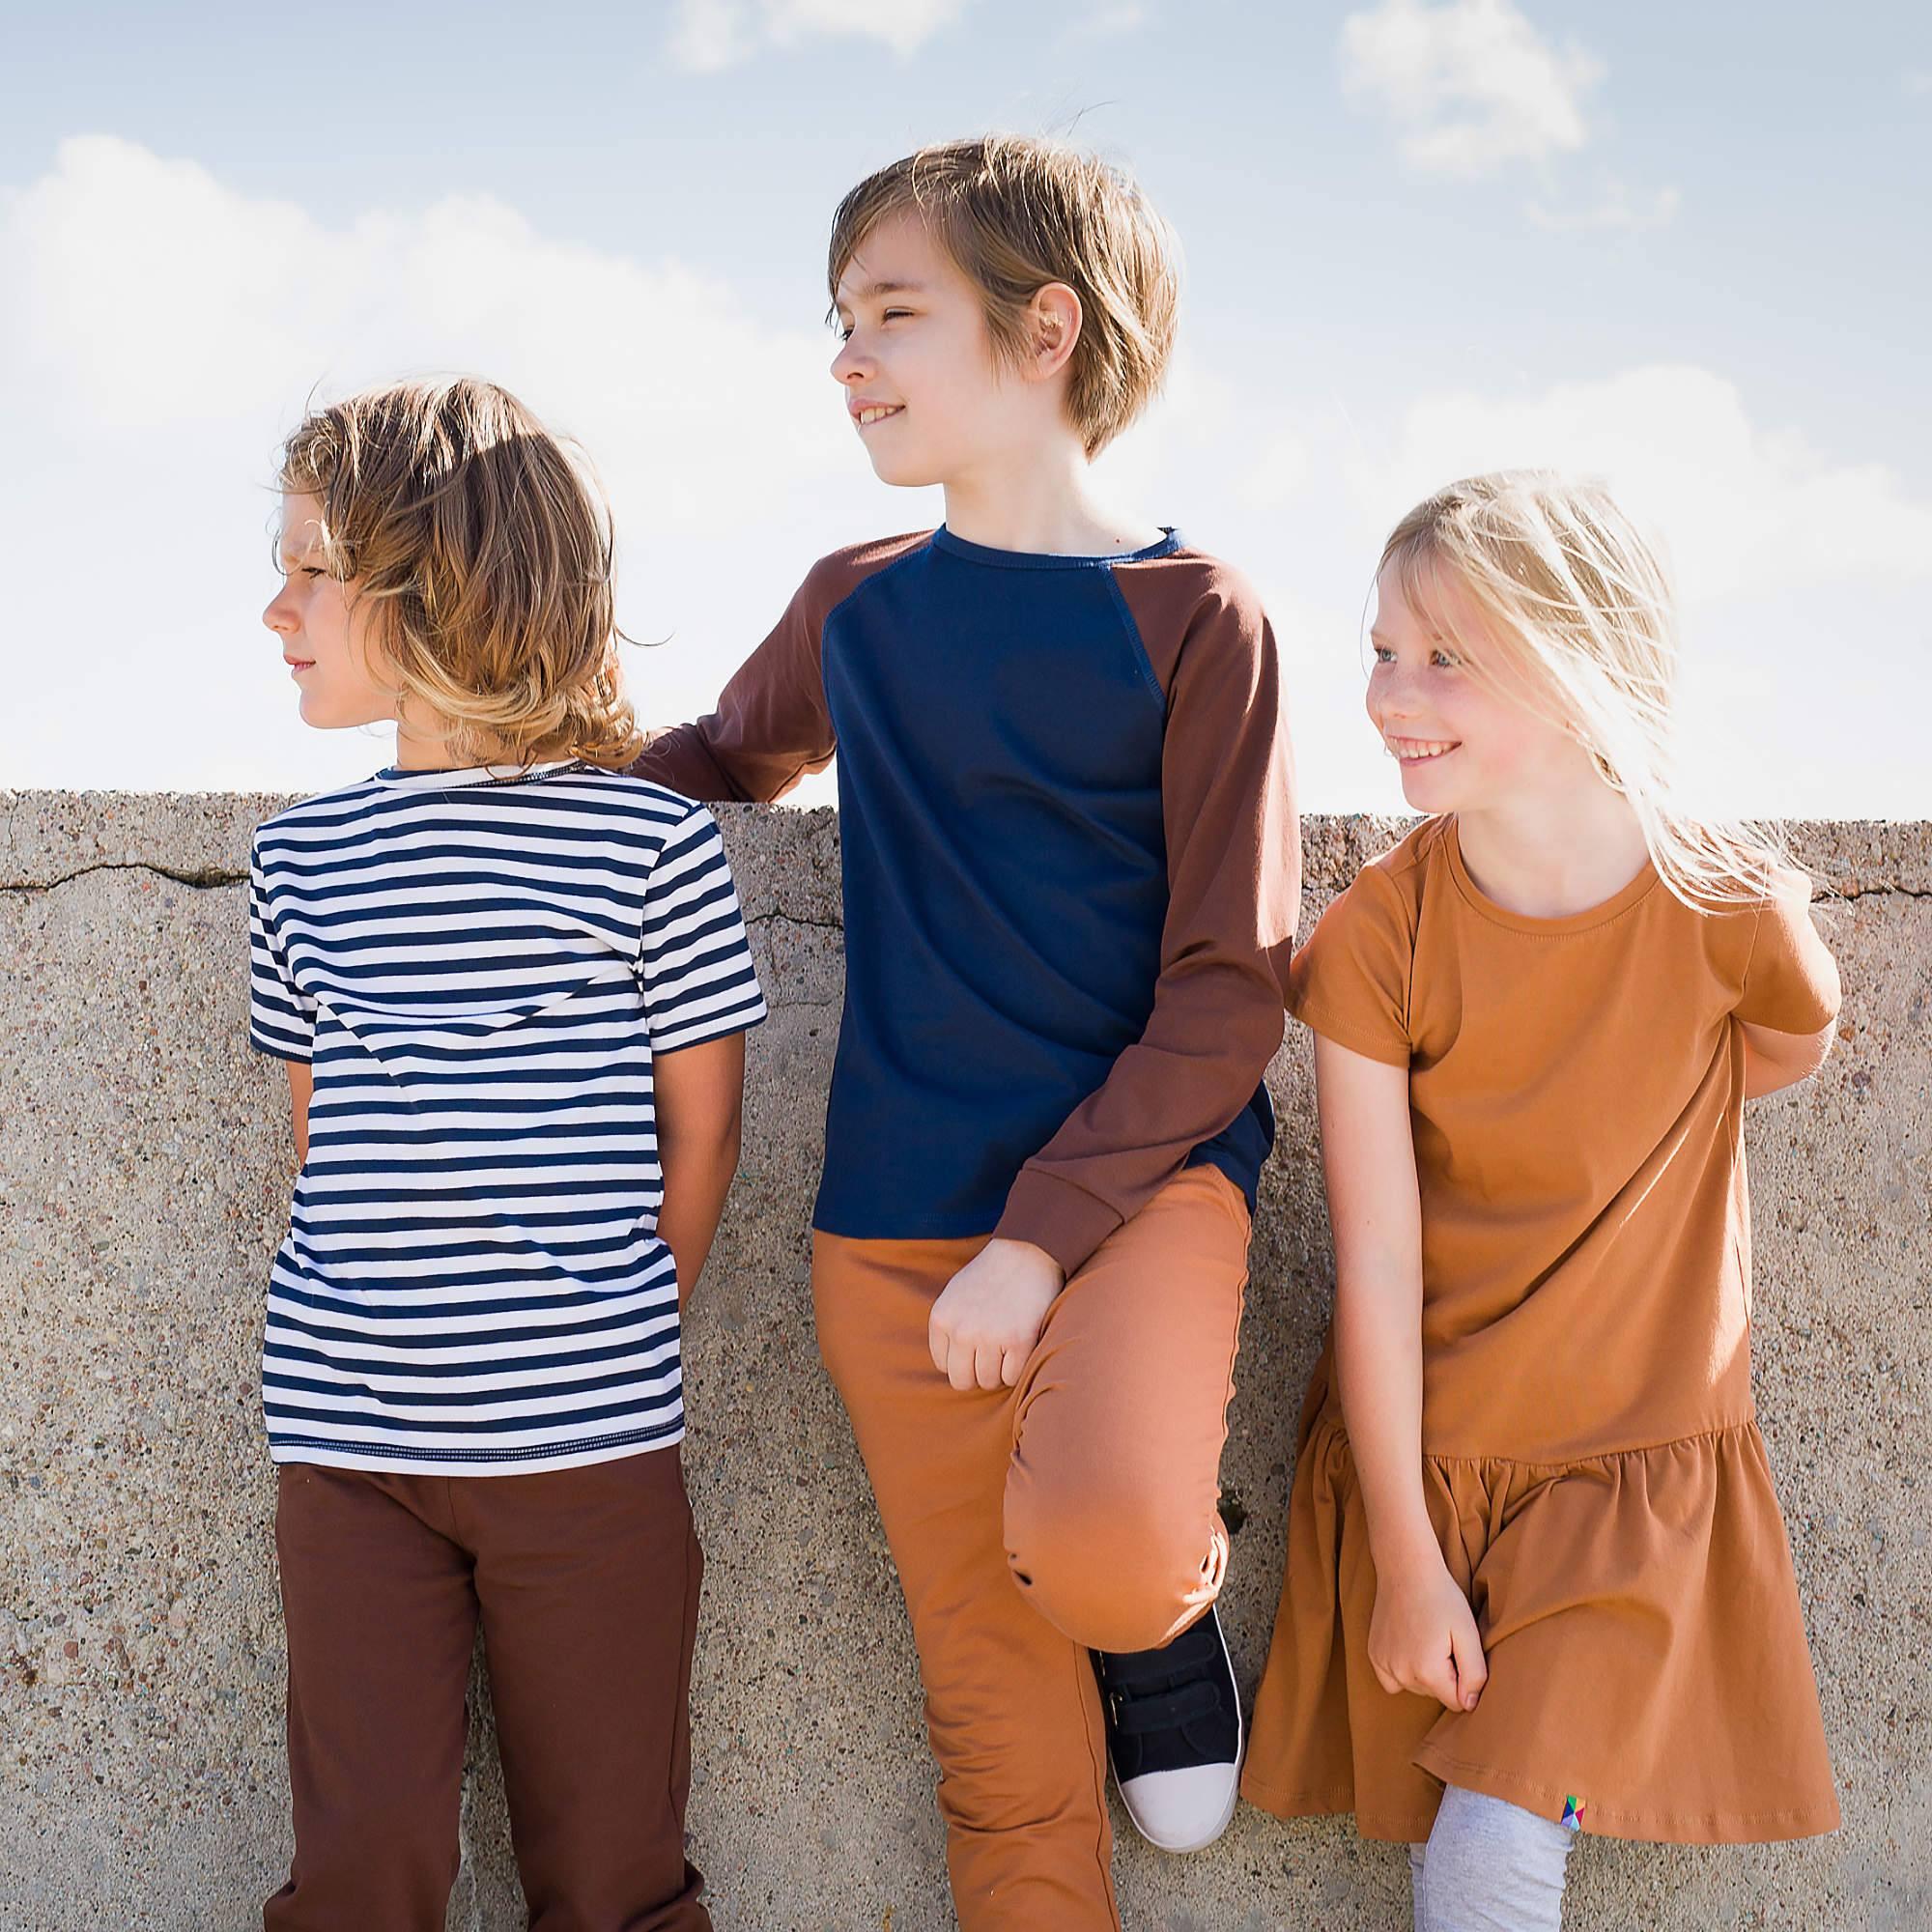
[{"xmin": 1028, "ymin": 282, "xmax": 1083, "ymax": 384}]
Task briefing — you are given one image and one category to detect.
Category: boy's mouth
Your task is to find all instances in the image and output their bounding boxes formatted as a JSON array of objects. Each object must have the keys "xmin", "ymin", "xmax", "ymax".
[
  {"xmin": 851, "ymin": 403, "xmax": 904, "ymax": 429},
  {"xmin": 286, "ymin": 656, "xmax": 315, "ymax": 677}
]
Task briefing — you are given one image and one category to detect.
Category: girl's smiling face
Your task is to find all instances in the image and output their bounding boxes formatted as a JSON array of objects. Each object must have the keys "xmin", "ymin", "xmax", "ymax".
[
  {"xmin": 262, "ymin": 493, "xmax": 392, "ymax": 731},
  {"xmin": 1366, "ymin": 556, "xmax": 1593, "ymax": 814}
]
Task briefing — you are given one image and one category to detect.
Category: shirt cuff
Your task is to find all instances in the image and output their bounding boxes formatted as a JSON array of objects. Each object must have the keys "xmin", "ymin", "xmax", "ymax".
[{"xmin": 993, "ymin": 1169, "xmax": 1123, "ymax": 1280}]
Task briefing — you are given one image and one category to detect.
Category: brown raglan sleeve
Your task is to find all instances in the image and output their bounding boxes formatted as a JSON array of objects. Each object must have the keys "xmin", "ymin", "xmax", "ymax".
[
  {"xmin": 629, "ymin": 546, "xmax": 885, "ymax": 803},
  {"xmin": 992, "ymin": 562, "xmax": 1300, "ymax": 1276}
]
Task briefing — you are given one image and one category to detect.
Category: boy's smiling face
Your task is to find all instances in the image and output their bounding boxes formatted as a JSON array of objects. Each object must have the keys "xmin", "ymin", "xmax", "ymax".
[
  {"xmin": 264, "ymin": 493, "xmax": 392, "ymax": 731},
  {"xmin": 831, "ymin": 211, "xmax": 1063, "ymax": 489}
]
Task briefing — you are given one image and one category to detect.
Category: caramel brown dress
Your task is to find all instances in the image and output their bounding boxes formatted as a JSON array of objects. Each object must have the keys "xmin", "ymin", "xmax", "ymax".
[{"xmin": 1241, "ymin": 816, "xmax": 1842, "ymax": 1844}]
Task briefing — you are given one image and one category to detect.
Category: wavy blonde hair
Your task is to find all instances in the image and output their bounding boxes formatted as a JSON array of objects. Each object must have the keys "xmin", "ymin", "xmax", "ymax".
[
  {"xmin": 277, "ymin": 377, "xmax": 641, "ymax": 770},
  {"xmin": 828, "ymin": 133, "xmax": 1179, "ymax": 458},
  {"xmin": 1380, "ymin": 470, "xmax": 1791, "ymax": 911}
]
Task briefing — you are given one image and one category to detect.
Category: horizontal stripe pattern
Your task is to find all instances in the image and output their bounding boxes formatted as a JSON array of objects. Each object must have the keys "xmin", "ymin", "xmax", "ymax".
[{"xmin": 246, "ymin": 759, "xmax": 766, "ymax": 1474}]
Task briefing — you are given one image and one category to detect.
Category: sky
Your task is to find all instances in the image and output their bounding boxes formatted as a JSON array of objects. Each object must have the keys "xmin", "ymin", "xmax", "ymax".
[{"xmin": 3, "ymin": 0, "xmax": 1929, "ymax": 814}]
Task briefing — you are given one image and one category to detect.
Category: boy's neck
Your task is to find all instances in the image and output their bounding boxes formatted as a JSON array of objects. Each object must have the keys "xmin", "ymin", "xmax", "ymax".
[{"xmin": 941, "ymin": 436, "xmax": 1164, "ymax": 558}]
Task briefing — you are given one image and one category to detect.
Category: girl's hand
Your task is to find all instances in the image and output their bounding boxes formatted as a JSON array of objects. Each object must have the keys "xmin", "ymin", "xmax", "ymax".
[
  {"xmin": 928, "ymin": 1239, "xmax": 1065, "ymax": 1391},
  {"xmin": 1368, "ymin": 1554, "xmax": 1489, "ymax": 1712}
]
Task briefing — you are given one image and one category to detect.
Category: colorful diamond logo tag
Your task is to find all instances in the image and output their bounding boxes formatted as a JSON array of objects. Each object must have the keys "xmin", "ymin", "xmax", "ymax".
[{"xmin": 1560, "ymin": 1795, "xmax": 1585, "ymax": 1833}]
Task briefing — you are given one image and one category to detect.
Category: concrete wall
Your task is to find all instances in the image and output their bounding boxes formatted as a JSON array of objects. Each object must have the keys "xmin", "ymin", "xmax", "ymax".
[{"xmin": 2, "ymin": 791, "xmax": 1927, "ymax": 1931}]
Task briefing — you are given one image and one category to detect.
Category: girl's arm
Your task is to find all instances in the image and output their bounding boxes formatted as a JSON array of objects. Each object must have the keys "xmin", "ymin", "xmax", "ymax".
[
  {"xmin": 286, "ymin": 1061, "xmax": 312, "ymax": 1167},
  {"xmin": 1741, "ymin": 1017, "xmax": 1836, "ymax": 1100},
  {"xmin": 653, "ymin": 1032, "xmax": 747, "ymax": 1307},
  {"xmin": 1739, "ymin": 872, "xmax": 1840, "ymax": 1099},
  {"xmin": 1318, "ymin": 1033, "xmax": 1487, "ymax": 1714}
]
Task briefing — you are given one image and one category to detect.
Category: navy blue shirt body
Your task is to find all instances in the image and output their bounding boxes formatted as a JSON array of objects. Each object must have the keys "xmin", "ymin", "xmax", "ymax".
[{"xmin": 635, "ymin": 526, "xmax": 1298, "ymax": 1277}]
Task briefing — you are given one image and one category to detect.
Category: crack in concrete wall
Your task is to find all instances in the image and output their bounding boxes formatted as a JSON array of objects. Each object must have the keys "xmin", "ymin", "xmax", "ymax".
[
  {"xmin": 1, "ymin": 860, "xmax": 247, "ymax": 895},
  {"xmin": 6, "ymin": 865, "xmax": 1931, "ymax": 902}
]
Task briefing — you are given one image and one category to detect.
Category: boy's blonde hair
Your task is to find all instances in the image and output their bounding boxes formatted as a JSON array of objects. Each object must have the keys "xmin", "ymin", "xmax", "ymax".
[
  {"xmin": 277, "ymin": 377, "xmax": 641, "ymax": 770},
  {"xmin": 1381, "ymin": 469, "xmax": 1789, "ymax": 911},
  {"xmin": 828, "ymin": 134, "xmax": 1179, "ymax": 458}
]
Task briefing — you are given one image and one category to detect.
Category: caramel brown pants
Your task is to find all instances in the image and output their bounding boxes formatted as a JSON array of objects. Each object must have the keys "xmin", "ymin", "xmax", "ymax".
[
  {"xmin": 264, "ymin": 1448, "xmax": 708, "ymax": 1932},
  {"xmin": 812, "ymin": 1165, "xmax": 1251, "ymax": 1931}
]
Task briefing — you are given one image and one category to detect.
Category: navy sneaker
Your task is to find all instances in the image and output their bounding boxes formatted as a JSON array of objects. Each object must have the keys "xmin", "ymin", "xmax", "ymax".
[{"xmin": 1094, "ymin": 1605, "xmax": 1243, "ymax": 1851}]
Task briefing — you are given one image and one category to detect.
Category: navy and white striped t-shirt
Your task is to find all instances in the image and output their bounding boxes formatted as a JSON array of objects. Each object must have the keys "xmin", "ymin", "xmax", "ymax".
[{"xmin": 246, "ymin": 759, "xmax": 766, "ymax": 1475}]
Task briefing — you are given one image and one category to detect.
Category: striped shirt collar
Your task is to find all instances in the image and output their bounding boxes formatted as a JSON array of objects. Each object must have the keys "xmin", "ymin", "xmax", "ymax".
[{"xmin": 371, "ymin": 758, "xmax": 585, "ymax": 791}]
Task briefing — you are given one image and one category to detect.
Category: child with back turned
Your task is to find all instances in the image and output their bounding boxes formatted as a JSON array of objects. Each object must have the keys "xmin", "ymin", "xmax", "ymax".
[
  {"xmin": 1241, "ymin": 471, "xmax": 1841, "ymax": 1929},
  {"xmin": 249, "ymin": 378, "xmax": 765, "ymax": 1929}
]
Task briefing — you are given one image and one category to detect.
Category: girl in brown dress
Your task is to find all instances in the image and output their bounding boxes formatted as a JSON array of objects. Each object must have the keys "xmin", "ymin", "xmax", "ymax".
[{"xmin": 1241, "ymin": 472, "xmax": 1841, "ymax": 1929}]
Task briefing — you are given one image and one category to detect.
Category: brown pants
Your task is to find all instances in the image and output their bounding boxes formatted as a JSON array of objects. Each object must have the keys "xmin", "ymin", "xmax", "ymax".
[
  {"xmin": 265, "ymin": 1448, "xmax": 709, "ymax": 1932},
  {"xmin": 812, "ymin": 1164, "xmax": 1251, "ymax": 1932}
]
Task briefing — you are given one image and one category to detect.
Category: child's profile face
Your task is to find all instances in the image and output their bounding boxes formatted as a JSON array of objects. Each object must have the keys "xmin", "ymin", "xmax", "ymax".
[
  {"xmin": 830, "ymin": 211, "xmax": 1041, "ymax": 489},
  {"xmin": 1366, "ymin": 559, "xmax": 1594, "ymax": 814},
  {"xmin": 263, "ymin": 493, "xmax": 392, "ymax": 733}
]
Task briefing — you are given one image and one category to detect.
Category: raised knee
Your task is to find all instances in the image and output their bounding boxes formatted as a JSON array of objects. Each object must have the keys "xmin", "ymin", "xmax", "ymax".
[{"xmin": 1004, "ymin": 1478, "xmax": 1222, "ymax": 1653}]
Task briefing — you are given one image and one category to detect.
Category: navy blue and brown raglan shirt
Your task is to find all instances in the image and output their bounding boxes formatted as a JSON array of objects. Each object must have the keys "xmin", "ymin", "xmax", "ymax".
[{"xmin": 634, "ymin": 526, "xmax": 1299, "ymax": 1279}]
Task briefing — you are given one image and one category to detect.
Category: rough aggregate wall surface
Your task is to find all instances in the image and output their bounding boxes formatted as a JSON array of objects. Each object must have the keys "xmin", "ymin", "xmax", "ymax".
[{"xmin": 1, "ymin": 789, "xmax": 1927, "ymax": 1932}]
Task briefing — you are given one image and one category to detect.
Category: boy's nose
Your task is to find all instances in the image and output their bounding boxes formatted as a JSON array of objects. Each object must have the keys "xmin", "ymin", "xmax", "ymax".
[
  {"xmin": 264, "ymin": 593, "xmax": 297, "ymax": 637},
  {"xmin": 830, "ymin": 338, "xmax": 871, "ymax": 384}
]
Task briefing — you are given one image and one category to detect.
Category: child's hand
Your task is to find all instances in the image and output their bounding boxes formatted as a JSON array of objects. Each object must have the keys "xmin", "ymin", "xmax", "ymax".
[
  {"xmin": 928, "ymin": 1239, "xmax": 1065, "ymax": 1391},
  {"xmin": 1368, "ymin": 1554, "xmax": 1488, "ymax": 1713}
]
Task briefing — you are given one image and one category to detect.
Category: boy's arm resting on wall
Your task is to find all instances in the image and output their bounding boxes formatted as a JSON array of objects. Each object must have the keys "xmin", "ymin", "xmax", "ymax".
[
  {"xmin": 653, "ymin": 1032, "xmax": 747, "ymax": 1306},
  {"xmin": 628, "ymin": 557, "xmax": 848, "ymax": 803},
  {"xmin": 993, "ymin": 576, "xmax": 1300, "ymax": 1277}
]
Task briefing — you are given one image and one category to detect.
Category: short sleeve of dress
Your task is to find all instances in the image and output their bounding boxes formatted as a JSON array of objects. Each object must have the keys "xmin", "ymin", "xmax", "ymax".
[
  {"xmin": 247, "ymin": 836, "xmax": 316, "ymax": 1064},
  {"xmin": 639, "ymin": 805, "xmax": 769, "ymax": 1054},
  {"xmin": 1734, "ymin": 881, "xmax": 1841, "ymax": 1036},
  {"xmin": 1285, "ymin": 864, "xmax": 1414, "ymax": 1066}
]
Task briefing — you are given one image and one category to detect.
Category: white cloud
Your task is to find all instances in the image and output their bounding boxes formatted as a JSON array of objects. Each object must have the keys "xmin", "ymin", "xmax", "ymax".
[
  {"xmin": 1905, "ymin": 70, "xmax": 1932, "ymax": 97},
  {"xmin": 1340, "ymin": 0, "xmax": 1603, "ymax": 178},
  {"xmin": 668, "ymin": 0, "xmax": 971, "ymax": 71},
  {"xmin": 1358, "ymin": 364, "xmax": 1932, "ymax": 606},
  {"xmin": 2, "ymin": 138, "xmax": 1923, "ymax": 817},
  {"xmin": 0, "ymin": 135, "xmax": 891, "ymax": 792},
  {"xmin": 1528, "ymin": 180, "xmax": 1680, "ymax": 232},
  {"xmin": 1057, "ymin": 2, "xmax": 1151, "ymax": 44},
  {"xmin": 1204, "ymin": 367, "xmax": 1932, "ymax": 817}
]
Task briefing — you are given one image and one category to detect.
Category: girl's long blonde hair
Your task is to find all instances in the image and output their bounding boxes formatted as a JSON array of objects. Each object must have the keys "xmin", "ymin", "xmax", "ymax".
[
  {"xmin": 278, "ymin": 377, "xmax": 641, "ymax": 771},
  {"xmin": 1380, "ymin": 469, "xmax": 1791, "ymax": 911}
]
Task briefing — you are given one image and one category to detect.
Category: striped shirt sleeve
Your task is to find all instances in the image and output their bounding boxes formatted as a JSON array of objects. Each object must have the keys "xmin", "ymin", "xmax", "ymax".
[
  {"xmin": 639, "ymin": 806, "xmax": 768, "ymax": 1053},
  {"xmin": 246, "ymin": 837, "xmax": 316, "ymax": 1063}
]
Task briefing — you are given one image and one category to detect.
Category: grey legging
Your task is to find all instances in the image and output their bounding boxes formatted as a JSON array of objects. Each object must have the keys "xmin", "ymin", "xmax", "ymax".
[{"xmin": 1409, "ymin": 1784, "xmax": 1576, "ymax": 1931}]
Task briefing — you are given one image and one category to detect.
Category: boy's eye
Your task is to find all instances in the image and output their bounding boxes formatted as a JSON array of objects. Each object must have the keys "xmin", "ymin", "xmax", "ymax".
[
  {"xmin": 1432, "ymin": 649, "xmax": 1461, "ymax": 668},
  {"xmin": 1371, "ymin": 645, "xmax": 1395, "ymax": 664},
  {"xmin": 882, "ymin": 307, "xmax": 913, "ymax": 322}
]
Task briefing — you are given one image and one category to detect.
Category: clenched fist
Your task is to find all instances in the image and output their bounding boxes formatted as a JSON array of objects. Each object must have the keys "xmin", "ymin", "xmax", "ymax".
[
  {"xmin": 927, "ymin": 1239, "xmax": 1065, "ymax": 1392},
  {"xmin": 1368, "ymin": 1552, "xmax": 1488, "ymax": 1713}
]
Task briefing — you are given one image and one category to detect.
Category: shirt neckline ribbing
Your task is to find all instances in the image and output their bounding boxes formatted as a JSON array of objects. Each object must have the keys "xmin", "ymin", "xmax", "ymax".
[
  {"xmin": 929, "ymin": 525, "xmax": 1183, "ymax": 570},
  {"xmin": 371, "ymin": 758, "xmax": 587, "ymax": 791}
]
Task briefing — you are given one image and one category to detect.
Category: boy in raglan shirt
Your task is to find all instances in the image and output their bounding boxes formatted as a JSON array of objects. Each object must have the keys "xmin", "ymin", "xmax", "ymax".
[{"xmin": 636, "ymin": 136, "xmax": 1298, "ymax": 1930}]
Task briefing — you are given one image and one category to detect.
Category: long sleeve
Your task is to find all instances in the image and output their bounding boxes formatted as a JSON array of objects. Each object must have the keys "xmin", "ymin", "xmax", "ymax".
[
  {"xmin": 630, "ymin": 538, "xmax": 923, "ymax": 803},
  {"xmin": 993, "ymin": 565, "xmax": 1300, "ymax": 1274}
]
